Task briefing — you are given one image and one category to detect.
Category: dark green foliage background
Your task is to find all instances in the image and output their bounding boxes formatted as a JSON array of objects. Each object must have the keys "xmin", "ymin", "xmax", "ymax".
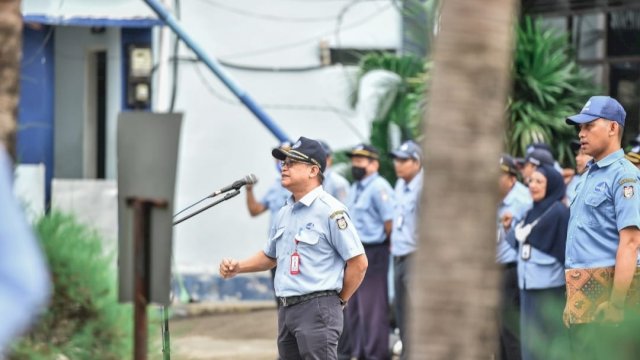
[{"xmin": 9, "ymin": 212, "xmax": 134, "ymax": 360}]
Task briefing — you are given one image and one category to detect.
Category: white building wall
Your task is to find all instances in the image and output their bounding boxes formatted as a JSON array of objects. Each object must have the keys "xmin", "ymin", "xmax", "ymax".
[{"xmin": 170, "ymin": 0, "xmax": 401, "ymax": 273}]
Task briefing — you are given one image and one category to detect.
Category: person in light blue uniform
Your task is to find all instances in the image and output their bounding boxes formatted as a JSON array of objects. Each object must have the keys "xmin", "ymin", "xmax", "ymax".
[
  {"xmin": 564, "ymin": 140, "xmax": 592, "ymax": 204},
  {"xmin": 389, "ymin": 140, "xmax": 423, "ymax": 360},
  {"xmin": 246, "ymin": 142, "xmax": 292, "ymax": 230},
  {"xmin": 624, "ymin": 144, "xmax": 640, "ymax": 170},
  {"xmin": 507, "ymin": 164, "xmax": 569, "ymax": 360},
  {"xmin": 497, "ymin": 154, "xmax": 532, "ymax": 360},
  {"xmin": 319, "ymin": 141, "xmax": 350, "ymax": 203},
  {"xmin": 563, "ymin": 96, "xmax": 640, "ymax": 360},
  {"xmin": 0, "ymin": 145, "xmax": 50, "ymax": 354},
  {"xmin": 344, "ymin": 143, "xmax": 395, "ymax": 360},
  {"xmin": 245, "ymin": 142, "xmax": 292, "ymax": 304},
  {"xmin": 220, "ymin": 137, "xmax": 368, "ymax": 360}
]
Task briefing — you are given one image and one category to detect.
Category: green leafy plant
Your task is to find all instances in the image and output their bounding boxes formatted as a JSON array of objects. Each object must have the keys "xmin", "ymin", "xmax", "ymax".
[
  {"xmin": 9, "ymin": 212, "xmax": 134, "ymax": 360},
  {"xmin": 350, "ymin": 53, "xmax": 427, "ymax": 183},
  {"xmin": 508, "ymin": 16, "xmax": 597, "ymax": 166}
]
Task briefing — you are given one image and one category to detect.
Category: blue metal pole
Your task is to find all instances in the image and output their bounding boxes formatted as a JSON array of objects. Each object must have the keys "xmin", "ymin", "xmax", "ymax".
[{"xmin": 144, "ymin": 0, "xmax": 291, "ymax": 143}]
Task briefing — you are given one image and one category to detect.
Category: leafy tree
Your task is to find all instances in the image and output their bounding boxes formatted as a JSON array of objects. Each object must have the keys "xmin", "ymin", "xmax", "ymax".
[
  {"xmin": 508, "ymin": 17, "xmax": 597, "ymax": 166},
  {"xmin": 351, "ymin": 53, "xmax": 426, "ymax": 183}
]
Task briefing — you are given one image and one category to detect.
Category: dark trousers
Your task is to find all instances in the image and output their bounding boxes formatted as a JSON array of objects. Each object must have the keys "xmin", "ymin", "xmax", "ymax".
[
  {"xmin": 337, "ymin": 307, "xmax": 351, "ymax": 360},
  {"xmin": 569, "ymin": 315, "xmax": 640, "ymax": 360},
  {"xmin": 498, "ymin": 264, "xmax": 521, "ymax": 360},
  {"xmin": 393, "ymin": 254, "xmax": 412, "ymax": 360},
  {"xmin": 346, "ymin": 244, "xmax": 390, "ymax": 360},
  {"xmin": 278, "ymin": 294, "xmax": 343, "ymax": 360},
  {"xmin": 520, "ymin": 287, "xmax": 568, "ymax": 360}
]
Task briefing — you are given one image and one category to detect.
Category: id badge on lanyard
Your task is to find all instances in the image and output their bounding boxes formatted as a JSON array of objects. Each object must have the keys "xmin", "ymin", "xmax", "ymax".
[
  {"xmin": 290, "ymin": 236, "xmax": 301, "ymax": 275},
  {"xmin": 521, "ymin": 243, "xmax": 531, "ymax": 261}
]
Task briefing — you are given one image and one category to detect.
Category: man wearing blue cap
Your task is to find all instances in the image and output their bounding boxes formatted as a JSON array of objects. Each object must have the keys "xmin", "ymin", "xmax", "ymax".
[
  {"xmin": 563, "ymin": 96, "xmax": 640, "ymax": 360},
  {"xmin": 389, "ymin": 140, "xmax": 423, "ymax": 360},
  {"xmin": 220, "ymin": 136, "xmax": 368, "ymax": 360},
  {"xmin": 344, "ymin": 143, "xmax": 395, "ymax": 360},
  {"xmin": 520, "ymin": 148, "xmax": 555, "ymax": 185},
  {"xmin": 497, "ymin": 154, "xmax": 532, "ymax": 360},
  {"xmin": 319, "ymin": 141, "xmax": 350, "ymax": 203},
  {"xmin": 245, "ymin": 142, "xmax": 292, "ymax": 304}
]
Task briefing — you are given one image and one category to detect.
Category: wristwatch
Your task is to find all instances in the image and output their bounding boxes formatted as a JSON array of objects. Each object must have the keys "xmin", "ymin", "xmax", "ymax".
[{"xmin": 339, "ymin": 297, "xmax": 347, "ymax": 306}]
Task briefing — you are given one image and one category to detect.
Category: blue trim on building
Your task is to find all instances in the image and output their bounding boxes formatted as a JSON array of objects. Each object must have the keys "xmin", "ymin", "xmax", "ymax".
[
  {"xmin": 18, "ymin": 25, "xmax": 55, "ymax": 204},
  {"xmin": 121, "ymin": 28, "xmax": 153, "ymax": 111},
  {"xmin": 24, "ymin": 15, "xmax": 162, "ymax": 28}
]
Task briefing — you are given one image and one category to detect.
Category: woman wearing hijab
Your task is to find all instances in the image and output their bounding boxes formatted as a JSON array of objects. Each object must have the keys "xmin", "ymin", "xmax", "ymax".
[{"xmin": 507, "ymin": 163, "xmax": 569, "ymax": 360}]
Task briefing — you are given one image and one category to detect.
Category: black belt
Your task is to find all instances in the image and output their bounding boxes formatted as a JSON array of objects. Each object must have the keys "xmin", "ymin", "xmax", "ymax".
[
  {"xmin": 278, "ymin": 290, "xmax": 337, "ymax": 307},
  {"xmin": 502, "ymin": 262, "xmax": 517, "ymax": 269}
]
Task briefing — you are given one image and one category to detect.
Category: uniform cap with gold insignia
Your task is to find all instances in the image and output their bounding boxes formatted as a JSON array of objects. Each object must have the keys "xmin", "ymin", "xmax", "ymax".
[
  {"xmin": 500, "ymin": 154, "xmax": 519, "ymax": 176},
  {"xmin": 347, "ymin": 143, "xmax": 379, "ymax": 160},
  {"xmin": 272, "ymin": 136, "xmax": 327, "ymax": 172}
]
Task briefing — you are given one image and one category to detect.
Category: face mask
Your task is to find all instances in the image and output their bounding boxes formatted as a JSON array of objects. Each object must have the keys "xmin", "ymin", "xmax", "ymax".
[{"xmin": 351, "ymin": 166, "xmax": 367, "ymax": 181}]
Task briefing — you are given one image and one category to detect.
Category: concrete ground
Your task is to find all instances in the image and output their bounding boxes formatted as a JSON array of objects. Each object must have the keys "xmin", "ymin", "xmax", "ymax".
[
  {"xmin": 156, "ymin": 301, "xmax": 401, "ymax": 359},
  {"xmin": 158, "ymin": 301, "xmax": 278, "ymax": 360}
]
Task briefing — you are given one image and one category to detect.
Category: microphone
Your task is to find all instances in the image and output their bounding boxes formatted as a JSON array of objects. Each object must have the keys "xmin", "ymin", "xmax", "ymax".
[{"xmin": 209, "ymin": 174, "xmax": 258, "ymax": 197}]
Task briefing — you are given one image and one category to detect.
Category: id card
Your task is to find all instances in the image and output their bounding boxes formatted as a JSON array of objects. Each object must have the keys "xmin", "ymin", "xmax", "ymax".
[
  {"xmin": 521, "ymin": 243, "xmax": 531, "ymax": 261},
  {"xmin": 290, "ymin": 252, "xmax": 300, "ymax": 275}
]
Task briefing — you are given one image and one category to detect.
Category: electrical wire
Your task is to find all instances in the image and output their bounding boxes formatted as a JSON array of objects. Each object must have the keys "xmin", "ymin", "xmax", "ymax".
[
  {"xmin": 189, "ymin": 60, "xmax": 366, "ymax": 140},
  {"xmin": 220, "ymin": 2, "xmax": 395, "ymax": 59},
  {"xmin": 189, "ymin": 61, "xmax": 354, "ymax": 116},
  {"xmin": 194, "ymin": 0, "xmax": 339, "ymax": 23}
]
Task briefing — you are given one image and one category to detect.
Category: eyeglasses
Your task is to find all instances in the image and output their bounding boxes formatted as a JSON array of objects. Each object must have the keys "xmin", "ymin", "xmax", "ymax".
[{"xmin": 280, "ymin": 158, "xmax": 310, "ymax": 169}]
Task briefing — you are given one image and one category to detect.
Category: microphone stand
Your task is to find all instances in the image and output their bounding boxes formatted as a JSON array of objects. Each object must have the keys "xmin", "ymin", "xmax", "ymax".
[
  {"xmin": 173, "ymin": 189, "xmax": 241, "ymax": 225},
  {"xmin": 160, "ymin": 188, "xmax": 241, "ymax": 359}
]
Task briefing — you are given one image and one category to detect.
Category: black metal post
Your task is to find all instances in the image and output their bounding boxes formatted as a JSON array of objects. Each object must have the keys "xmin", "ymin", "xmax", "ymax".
[{"xmin": 127, "ymin": 197, "xmax": 168, "ymax": 360}]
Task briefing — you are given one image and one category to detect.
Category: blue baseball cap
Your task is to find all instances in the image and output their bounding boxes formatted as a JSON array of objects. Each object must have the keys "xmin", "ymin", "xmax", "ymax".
[
  {"xmin": 566, "ymin": 96, "xmax": 626, "ymax": 126},
  {"xmin": 525, "ymin": 149, "xmax": 554, "ymax": 167},
  {"xmin": 390, "ymin": 140, "xmax": 423, "ymax": 162}
]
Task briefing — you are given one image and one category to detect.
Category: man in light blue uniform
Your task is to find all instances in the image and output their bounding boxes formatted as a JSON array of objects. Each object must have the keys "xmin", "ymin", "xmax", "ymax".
[
  {"xmin": 344, "ymin": 143, "xmax": 395, "ymax": 360},
  {"xmin": 565, "ymin": 140, "xmax": 592, "ymax": 204},
  {"xmin": 624, "ymin": 144, "xmax": 640, "ymax": 169},
  {"xmin": 220, "ymin": 137, "xmax": 368, "ymax": 360},
  {"xmin": 0, "ymin": 145, "xmax": 50, "ymax": 354},
  {"xmin": 389, "ymin": 140, "xmax": 423, "ymax": 360},
  {"xmin": 245, "ymin": 142, "xmax": 292, "ymax": 303},
  {"xmin": 497, "ymin": 154, "xmax": 532, "ymax": 360},
  {"xmin": 246, "ymin": 142, "xmax": 292, "ymax": 230},
  {"xmin": 563, "ymin": 96, "xmax": 640, "ymax": 360},
  {"xmin": 319, "ymin": 141, "xmax": 350, "ymax": 203}
]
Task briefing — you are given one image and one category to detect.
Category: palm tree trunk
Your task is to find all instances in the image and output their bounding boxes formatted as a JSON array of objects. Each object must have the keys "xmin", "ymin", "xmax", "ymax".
[
  {"xmin": 0, "ymin": 0, "xmax": 22, "ymax": 160},
  {"xmin": 411, "ymin": 0, "xmax": 517, "ymax": 358}
]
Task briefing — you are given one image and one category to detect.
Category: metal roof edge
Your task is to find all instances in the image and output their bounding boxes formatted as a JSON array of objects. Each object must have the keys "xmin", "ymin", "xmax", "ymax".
[{"xmin": 23, "ymin": 14, "xmax": 163, "ymax": 28}]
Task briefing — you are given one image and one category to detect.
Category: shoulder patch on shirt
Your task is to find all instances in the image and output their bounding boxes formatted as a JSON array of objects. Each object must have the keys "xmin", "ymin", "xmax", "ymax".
[
  {"xmin": 330, "ymin": 210, "xmax": 345, "ymax": 219},
  {"xmin": 624, "ymin": 185, "xmax": 635, "ymax": 199},
  {"xmin": 336, "ymin": 215, "xmax": 348, "ymax": 230},
  {"xmin": 619, "ymin": 178, "xmax": 637, "ymax": 185}
]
